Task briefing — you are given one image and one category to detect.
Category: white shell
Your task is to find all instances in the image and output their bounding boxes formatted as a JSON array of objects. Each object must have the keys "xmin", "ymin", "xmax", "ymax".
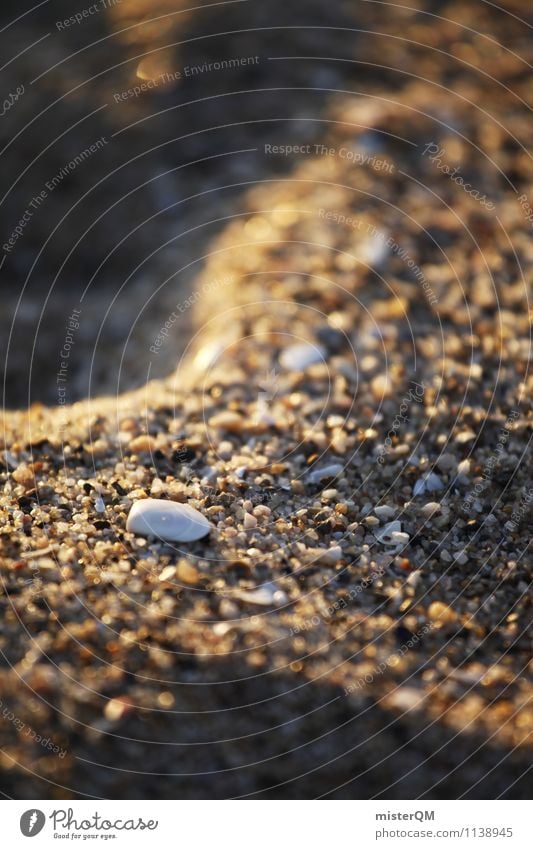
[
  {"xmin": 126, "ymin": 498, "xmax": 211, "ymax": 542},
  {"xmin": 279, "ymin": 342, "xmax": 326, "ymax": 371}
]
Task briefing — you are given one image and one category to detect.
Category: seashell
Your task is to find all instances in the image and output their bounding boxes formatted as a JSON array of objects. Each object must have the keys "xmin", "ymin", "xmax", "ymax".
[{"xmin": 126, "ymin": 498, "xmax": 211, "ymax": 542}]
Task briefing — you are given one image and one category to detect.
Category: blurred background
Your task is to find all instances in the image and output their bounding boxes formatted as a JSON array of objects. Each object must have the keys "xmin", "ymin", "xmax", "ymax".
[{"xmin": 1, "ymin": 0, "xmax": 530, "ymax": 408}]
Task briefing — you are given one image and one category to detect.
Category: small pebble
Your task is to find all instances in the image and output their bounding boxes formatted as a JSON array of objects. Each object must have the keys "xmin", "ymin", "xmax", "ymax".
[
  {"xmin": 126, "ymin": 498, "xmax": 211, "ymax": 542},
  {"xmin": 176, "ymin": 560, "xmax": 200, "ymax": 584},
  {"xmin": 388, "ymin": 687, "xmax": 425, "ymax": 712},
  {"xmin": 279, "ymin": 342, "xmax": 326, "ymax": 370},
  {"xmin": 209, "ymin": 411, "xmax": 245, "ymax": 432},
  {"xmin": 364, "ymin": 515, "xmax": 380, "ymax": 527},
  {"xmin": 193, "ymin": 339, "xmax": 224, "ymax": 372},
  {"xmin": 428, "ymin": 601, "xmax": 456, "ymax": 624},
  {"xmin": 158, "ymin": 692, "xmax": 175, "ymax": 709},
  {"xmin": 12, "ymin": 464, "xmax": 34, "ymax": 487},
  {"xmin": 129, "ymin": 435, "xmax": 156, "ymax": 453},
  {"xmin": 413, "ymin": 478, "xmax": 425, "ymax": 496},
  {"xmin": 436, "ymin": 453, "xmax": 456, "ymax": 472},
  {"xmin": 374, "ymin": 505, "xmax": 396, "ymax": 519},
  {"xmin": 232, "ymin": 583, "xmax": 288, "ymax": 606},
  {"xmin": 420, "ymin": 502, "xmax": 441, "ymax": 517},
  {"xmin": 307, "ymin": 463, "xmax": 343, "ymax": 484},
  {"xmin": 455, "ymin": 430, "xmax": 476, "ymax": 444},
  {"xmin": 150, "ymin": 478, "xmax": 166, "ymax": 496},
  {"xmin": 413, "ymin": 472, "xmax": 444, "ymax": 496},
  {"xmin": 104, "ymin": 697, "xmax": 132, "ymax": 722},
  {"xmin": 425, "ymin": 472, "xmax": 444, "ymax": 492},
  {"xmin": 406, "ymin": 569, "xmax": 421, "ymax": 588},
  {"xmin": 306, "ymin": 545, "xmax": 343, "ymax": 564},
  {"xmin": 315, "ymin": 325, "xmax": 347, "ymax": 352},
  {"xmin": 391, "ymin": 531, "xmax": 409, "ymax": 545},
  {"xmin": 218, "ymin": 440, "xmax": 233, "ymax": 460},
  {"xmin": 371, "ymin": 374, "xmax": 393, "ymax": 398},
  {"xmin": 219, "ymin": 598, "xmax": 239, "ymax": 619}
]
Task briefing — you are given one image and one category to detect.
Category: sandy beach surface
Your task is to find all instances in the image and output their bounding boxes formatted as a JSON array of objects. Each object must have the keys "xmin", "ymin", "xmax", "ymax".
[{"xmin": 0, "ymin": 0, "xmax": 531, "ymax": 798}]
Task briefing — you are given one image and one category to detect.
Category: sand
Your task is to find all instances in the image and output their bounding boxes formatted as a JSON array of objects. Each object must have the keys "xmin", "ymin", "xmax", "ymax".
[{"xmin": 0, "ymin": 0, "xmax": 531, "ymax": 798}]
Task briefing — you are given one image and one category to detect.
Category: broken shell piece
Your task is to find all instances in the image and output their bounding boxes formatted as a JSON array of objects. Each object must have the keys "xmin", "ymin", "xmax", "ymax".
[
  {"xmin": 231, "ymin": 583, "xmax": 288, "ymax": 606},
  {"xmin": 413, "ymin": 472, "xmax": 444, "ymax": 496},
  {"xmin": 193, "ymin": 339, "xmax": 225, "ymax": 373},
  {"xmin": 374, "ymin": 521, "xmax": 410, "ymax": 546},
  {"xmin": 306, "ymin": 545, "xmax": 343, "ymax": 564}
]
